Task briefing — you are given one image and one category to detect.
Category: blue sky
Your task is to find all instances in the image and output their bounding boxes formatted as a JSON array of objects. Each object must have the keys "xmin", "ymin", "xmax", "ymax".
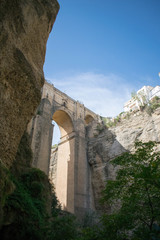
[{"xmin": 44, "ymin": 0, "xmax": 160, "ymax": 118}]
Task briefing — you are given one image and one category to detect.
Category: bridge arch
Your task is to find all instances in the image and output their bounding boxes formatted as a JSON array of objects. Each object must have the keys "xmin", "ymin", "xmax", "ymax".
[
  {"xmin": 52, "ymin": 109, "xmax": 74, "ymax": 139},
  {"xmin": 51, "ymin": 109, "xmax": 75, "ymax": 212},
  {"xmin": 84, "ymin": 114, "xmax": 95, "ymax": 125}
]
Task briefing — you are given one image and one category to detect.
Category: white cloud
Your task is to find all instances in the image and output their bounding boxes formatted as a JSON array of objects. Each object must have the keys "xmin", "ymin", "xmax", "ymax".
[{"xmin": 47, "ymin": 72, "xmax": 133, "ymax": 117}]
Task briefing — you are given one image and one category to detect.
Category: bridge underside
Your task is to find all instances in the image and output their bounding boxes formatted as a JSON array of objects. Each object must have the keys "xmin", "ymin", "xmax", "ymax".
[{"xmin": 52, "ymin": 110, "xmax": 75, "ymax": 213}]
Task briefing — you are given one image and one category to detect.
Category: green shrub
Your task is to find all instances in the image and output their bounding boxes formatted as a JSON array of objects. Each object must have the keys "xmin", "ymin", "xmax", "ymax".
[
  {"xmin": 145, "ymin": 97, "xmax": 160, "ymax": 115},
  {"xmin": 2, "ymin": 169, "xmax": 49, "ymax": 239},
  {"xmin": 96, "ymin": 123, "xmax": 105, "ymax": 133},
  {"xmin": 0, "ymin": 131, "xmax": 80, "ymax": 240},
  {"xmin": 47, "ymin": 214, "xmax": 78, "ymax": 240},
  {"xmin": 103, "ymin": 115, "xmax": 122, "ymax": 128},
  {"xmin": 101, "ymin": 141, "xmax": 160, "ymax": 240}
]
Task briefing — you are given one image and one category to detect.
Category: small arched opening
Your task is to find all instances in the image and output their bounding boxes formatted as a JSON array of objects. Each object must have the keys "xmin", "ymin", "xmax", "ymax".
[{"xmin": 85, "ymin": 114, "xmax": 94, "ymax": 125}]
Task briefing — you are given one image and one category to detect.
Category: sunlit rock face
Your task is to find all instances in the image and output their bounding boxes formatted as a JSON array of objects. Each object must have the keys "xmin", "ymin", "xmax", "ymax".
[
  {"xmin": 87, "ymin": 108, "xmax": 160, "ymax": 212},
  {"xmin": 0, "ymin": 0, "xmax": 59, "ymax": 167}
]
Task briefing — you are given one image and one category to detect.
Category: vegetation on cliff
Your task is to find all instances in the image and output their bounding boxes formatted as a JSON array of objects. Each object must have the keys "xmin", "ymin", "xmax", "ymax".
[
  {"xmin": 101, "ymin": 141, "xmax": 160, "ymax": 239},
  {"xmin": 0, "ymin": 132, "xmax": 77, "ymax": 240},
  {"xmin": 1, "ymin": 132, "xmax": 160, "ymax": 240},
  {"xmin": 78, "ymin": 141, "xmax": 160, "ymax": 240}
]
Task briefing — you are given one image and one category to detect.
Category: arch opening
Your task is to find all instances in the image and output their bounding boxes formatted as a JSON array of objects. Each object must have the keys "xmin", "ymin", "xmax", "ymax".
[
  {"xmin": 49, "ymin": 110, "xmax": 75, "ymax": 213},
  {"xmin": 53, "ymin": 110, "xmax": 74, "ymax": 141},
  {"xmin": 51, "ymin": 120, "xmax": 60, "ymax": 146},
  {"xmin": 85, "ymin": 114, "xmax": 94, "ymax": 125}
]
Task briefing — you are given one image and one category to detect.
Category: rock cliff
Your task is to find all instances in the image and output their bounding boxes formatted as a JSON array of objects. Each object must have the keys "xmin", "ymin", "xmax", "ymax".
[
  {"xmin": 49, "ymin": 146, "xmax": 58, "ymax": 185},
  {"xmin": 0, "ymin": 0, "xmax": 59, "ymax": 167},
  {"xmin": 87, "ymin": 108, "xmax": 160, "ymax": 211}
]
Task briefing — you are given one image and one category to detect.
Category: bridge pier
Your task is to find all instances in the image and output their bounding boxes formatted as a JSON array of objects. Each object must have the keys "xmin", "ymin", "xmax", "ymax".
[
  {"xmin": 55, "ymin": 132, "xmax": 75, "ymax": 213},
  {"xmin": 74, "ymin": 131, "xmax": 93, "ymax": 218},
  {"xmin": 27, "ymin": 98, "xmax": 53, "ymax": 175}
]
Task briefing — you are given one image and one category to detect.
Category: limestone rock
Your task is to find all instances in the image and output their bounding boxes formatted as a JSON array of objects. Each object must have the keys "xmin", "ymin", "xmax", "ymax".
[
  {"xmin": 87, "ymin": 108, "xmax": 160, "ymax": 211},
  {"xmin": 0, "ymin": 0, "xmax": 59, "ymax": 167},
  {"xmin": 110, "ymin": 108, "xmax": 160, "ymax": 152},
  {"xmin": 49, "ymin": 146, "xmax": 58, "ymax": 185}
]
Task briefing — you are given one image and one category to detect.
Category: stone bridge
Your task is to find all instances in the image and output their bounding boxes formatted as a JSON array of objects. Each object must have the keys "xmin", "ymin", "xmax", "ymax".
[{"xmin": 28, "ymin": 81, "xmax": 100, "ymax": 218}]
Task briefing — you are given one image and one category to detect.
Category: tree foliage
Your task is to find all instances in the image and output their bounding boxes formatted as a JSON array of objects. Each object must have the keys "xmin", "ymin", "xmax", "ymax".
[
  {"xmin": 0, "ymin": 168, "xmax": 78, "ymax": 240},
  {"xmin": 102, "ymin": 141, "xmax": 160, "ymax": 240},
  {"xmin": 0, "ymin": 132, "xmax": 78, "ymax": 240}
]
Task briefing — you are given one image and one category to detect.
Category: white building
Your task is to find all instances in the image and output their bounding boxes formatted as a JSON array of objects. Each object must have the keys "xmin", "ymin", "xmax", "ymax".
[
  {"xmin": 149, "ymin": 86, "xmax": 160, "ymax": 100},
  {"xmin": 124, "ymin": 85, "xmax": 160, "ymax": 112},
  {"xmin": 124, "ymin": 98, "xmax": 139, "ymax": 112}
]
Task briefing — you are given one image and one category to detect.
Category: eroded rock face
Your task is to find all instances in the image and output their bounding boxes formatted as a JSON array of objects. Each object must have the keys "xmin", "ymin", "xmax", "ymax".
[
  {"xmin": 87, "ymin": 108, "xmax": 160, "ymax": 212},
  {"xmin": 49, "ymin": 147, "xmax": 58, "ymax": 185},
  {"xmin": 0, "ymin": 0, "xmax": 59, "ymax": 167},
  {"xmin": 110, "ymin": 109, "xmax": 160, "ymax": 153}
]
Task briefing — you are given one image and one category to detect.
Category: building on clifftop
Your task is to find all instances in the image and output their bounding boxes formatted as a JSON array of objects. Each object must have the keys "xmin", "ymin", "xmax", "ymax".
[{"xmin": 124, "ymin": 85, "xmax": 160, "ymax": 112}]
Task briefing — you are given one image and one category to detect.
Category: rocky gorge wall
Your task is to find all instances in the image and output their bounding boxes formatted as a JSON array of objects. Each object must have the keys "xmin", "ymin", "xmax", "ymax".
[
  {"xmin": 0, "ymin": 0, "xmax": 59, "ymax": 231},
  {"xmin": 87, "ymin": 108, "xmax": 160, "ymax": 212},
  {"xmin": 0, "ymin": 0, "xmax": 59, "ymax": 167}
]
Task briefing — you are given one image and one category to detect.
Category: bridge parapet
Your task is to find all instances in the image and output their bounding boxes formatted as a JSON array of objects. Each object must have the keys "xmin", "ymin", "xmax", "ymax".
[{"xmin": 42, "ymin": 81, "xmax": 99, "ymax": 124}]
